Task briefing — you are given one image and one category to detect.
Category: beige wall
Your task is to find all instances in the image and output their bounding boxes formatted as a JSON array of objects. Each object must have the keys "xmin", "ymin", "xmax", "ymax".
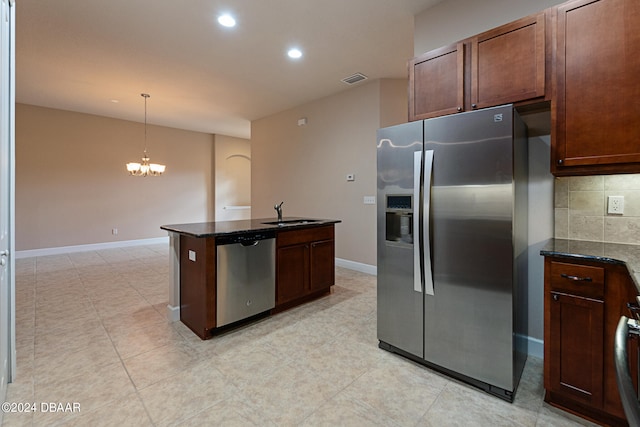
[
  {"xmin": 379, "ymin": 78, "xmax": 409, "ymax": 128},
  {"xmin": 214, "ymin": 135, "xmax": 251, "ymax": 221},
  {"xmin": 555, "ymin": 175, "xmax": 640, "ymax": 244},
  {"xmin": 16, "ymin": 104, "xmax": 215, "ymax": 251},
  {"xmin": 414, "ymin": 0, "xmax": 565, "ymax": 56},
  {"xmin": 252, "ymin": 79, "xmax": 407, "ymax": 266}
]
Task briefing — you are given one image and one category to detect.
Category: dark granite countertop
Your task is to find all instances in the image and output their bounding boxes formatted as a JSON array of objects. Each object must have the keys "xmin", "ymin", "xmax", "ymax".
[
  {"xmin": 540, "ymin": 238, "xmax": 640, "ymax": 292},
  {"xmin": 160, "ymin": 217, "xmax": 341, "ymax": 238}
]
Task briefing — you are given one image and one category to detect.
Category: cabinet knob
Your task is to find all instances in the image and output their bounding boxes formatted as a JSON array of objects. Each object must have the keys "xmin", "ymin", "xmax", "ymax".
[
  {"xmin": 557, "ymin": 159, "xmax": 564, "ymax": 165},
  {"xmin": 457, "ymin": 107, "xmax": 462, "ymax": 112},
  {"xmin": 471, "ymin": 103, "xmax": 477, "ymax": 109},
  {"xmin": 553, "ymin": 294, "xmax": 559, "ymax": 301}
]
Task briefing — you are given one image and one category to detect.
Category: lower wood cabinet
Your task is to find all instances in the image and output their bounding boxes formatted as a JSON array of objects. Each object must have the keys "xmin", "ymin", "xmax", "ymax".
[
  {"xmin": 547, "ymin": 291, "xmax": 604, "ymax": 407},
  {"xmin": 310, "ymin": 239, "xmax": 335, "ymax": 292},
  {"xmin": 276, "ymin": 225, "xmax": 335, "ymax": 308},
  {"xmin": 543, "ymin": 257, "xmax": 638, "ymax": 426},
  {"xmin": 275, "ymin": 243, "xmax": 309, "ymax": 304}
]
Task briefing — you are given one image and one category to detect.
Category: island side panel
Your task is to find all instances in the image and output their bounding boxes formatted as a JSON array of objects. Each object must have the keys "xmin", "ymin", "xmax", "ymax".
[{"xmin": 179, "ymin": 235, "xmax": 216, "ymax": 339}]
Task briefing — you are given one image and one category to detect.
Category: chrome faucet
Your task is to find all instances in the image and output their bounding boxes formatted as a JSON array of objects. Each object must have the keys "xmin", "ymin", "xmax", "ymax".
[{"xmin": 274, "ymin": 201, "xmax": 284, "ymax": 222}]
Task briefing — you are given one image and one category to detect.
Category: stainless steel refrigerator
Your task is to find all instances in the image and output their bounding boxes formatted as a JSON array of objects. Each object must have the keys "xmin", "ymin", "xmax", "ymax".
[{"xmin": 376, "ymin": 104, "xmax": 528, "ymax": 402}]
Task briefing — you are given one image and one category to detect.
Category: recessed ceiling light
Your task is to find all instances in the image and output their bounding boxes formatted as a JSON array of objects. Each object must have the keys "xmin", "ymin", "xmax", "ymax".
[
  {"xmin": 218, "ymin": 14, "xmax": 236, "ymax": 27},
  {"xmin": 287, "ymin": 48, "xmax": 302, "ymax": 59},
  {"xmin": 110, "ymin": 99, "xmax": 119, "ymax": 103}
]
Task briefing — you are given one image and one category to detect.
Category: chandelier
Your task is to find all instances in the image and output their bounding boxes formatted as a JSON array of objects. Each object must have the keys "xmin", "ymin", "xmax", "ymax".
[{"xmin": 126, "ymin": 93, "xmax": 166, "ymax": 176}]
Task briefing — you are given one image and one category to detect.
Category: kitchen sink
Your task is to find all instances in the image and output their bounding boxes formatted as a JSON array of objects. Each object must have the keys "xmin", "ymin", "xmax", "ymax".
[{"xmin": 262, "ymin": 219, "xmax": 321, "ymax": 226}]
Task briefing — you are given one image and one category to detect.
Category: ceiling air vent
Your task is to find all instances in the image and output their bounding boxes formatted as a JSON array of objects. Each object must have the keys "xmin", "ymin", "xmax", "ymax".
[{"xmin": 341, "ymin": 73, "xmax": 368, "ymax": 85}]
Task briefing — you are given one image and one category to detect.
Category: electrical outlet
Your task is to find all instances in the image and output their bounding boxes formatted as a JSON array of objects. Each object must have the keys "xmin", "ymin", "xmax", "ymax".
[
  {"xmin": 607, "ymin": 195, "xmax": 624, "ymax": 215},
  {"xmin": 363, "ymin": 196, "xmax": 376, "ymax": 205},
  {"xmin": 112, "ymin": 228, "xmax": 118, "ymax": 235}
]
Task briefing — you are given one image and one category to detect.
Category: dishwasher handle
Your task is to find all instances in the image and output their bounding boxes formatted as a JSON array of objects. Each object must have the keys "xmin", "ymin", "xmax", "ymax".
[{"xmin": 241, "ymin": 241, "xmax": 260, "ymax": 247}]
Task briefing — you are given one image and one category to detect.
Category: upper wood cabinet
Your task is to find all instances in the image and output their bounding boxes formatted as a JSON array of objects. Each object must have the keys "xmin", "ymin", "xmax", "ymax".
[
  {"xmin": 409, "ymin": 12, "xmax": 548, "ymax": 122},
  {"xmin": 552, "ymin": 0, "xmax": 640, "ymax": 175},
  {"xmin": 471, "ymin": 13, "xmax": 547, "ymax": 110},
  {"xmin": 409, "ymin": 42, "xmax": 465, "ymax": 120}
]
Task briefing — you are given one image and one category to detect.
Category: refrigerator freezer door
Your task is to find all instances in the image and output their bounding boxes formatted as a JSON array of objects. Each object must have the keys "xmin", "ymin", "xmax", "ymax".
[
  {"xmin": 377, "ymin": 121, "xmax": 424, "ymax": 358},
  {"xmin": 423, "ymin": 105, "xmax": 516, "ymax": 391}
]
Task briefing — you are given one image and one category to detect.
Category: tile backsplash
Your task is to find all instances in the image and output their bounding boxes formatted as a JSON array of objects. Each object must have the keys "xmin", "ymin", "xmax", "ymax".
[{"xmin": 555, "ymin": 174, "xmax": 640, "ymax": 245}]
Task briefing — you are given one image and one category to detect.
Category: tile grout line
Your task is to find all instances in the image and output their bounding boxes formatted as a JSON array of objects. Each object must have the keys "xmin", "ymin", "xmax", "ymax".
[{"xmin": 88, "ymin": 248, "xmax": 159, "ymax": 426}]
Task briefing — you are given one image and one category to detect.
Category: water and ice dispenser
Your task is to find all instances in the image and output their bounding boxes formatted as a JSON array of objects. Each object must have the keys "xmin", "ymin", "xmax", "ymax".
[{"xmin": 385, "ymin": 195, "xmax": 413, "ymax": 244}]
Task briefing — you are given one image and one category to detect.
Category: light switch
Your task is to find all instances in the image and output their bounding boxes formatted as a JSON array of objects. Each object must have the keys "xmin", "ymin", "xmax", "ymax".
[
  {"xmin": 364, "ymin": 196, "xmax": 376, "ymax": 205},
  {"xmin": 188, "ymin": 250, "xmax": 196, "ymax": 262},
  {"xmin": 346, "ymin": 173, "xmax": 355, "ymax": 181}
]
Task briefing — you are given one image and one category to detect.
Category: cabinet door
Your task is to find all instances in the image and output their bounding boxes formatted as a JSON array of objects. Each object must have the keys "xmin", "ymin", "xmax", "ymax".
[
  {"xmin": 409, "ymin": 42, "xmax": 465, "ymax": 121},
  {"xmin": 547, "ymin": 291, "xmax": 604, "ymax": 408},
  {"xmin": 471, "ymin": 13, "xmax": 546, "ymax": 109},
  {"xmin": 553, "ymin": 0, "xmax": 640, "ymax": 174},
  {"xmin": 276, "ymin": 244, "xmax": 309, "ymax": 305},
  {"xmin": 309, "ymin": 239, "xmax": 334, "ymax": 292}
]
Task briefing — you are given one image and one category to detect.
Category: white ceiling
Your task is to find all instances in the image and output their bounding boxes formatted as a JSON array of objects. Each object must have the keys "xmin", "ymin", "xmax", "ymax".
[{"xmin": 16, "ymin": 0, "xmax": 444, "ymax": 139}]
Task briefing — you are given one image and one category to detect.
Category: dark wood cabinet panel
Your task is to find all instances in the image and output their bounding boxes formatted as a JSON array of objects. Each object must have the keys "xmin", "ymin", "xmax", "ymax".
[
  {"xmin": 277, "ymin": 225, "xmax": 334, "ymax": 247},
  {"xmin": 310, "ymin": 239, "xmax": 334, "ymax": 292},
  {"xmin": 276, "ymin": 243, "xmax": 309, "ymax": 305},
  {"xmin": 409, "ymin": 42, "xmax": 466, "ymax": 121},
  {"xmin": 552, "ymin": 0, "xmax": 640, "ymax": 175},
  {"xmin": 471, "ymin": 13, "xmax": 546, "ymax": 109},
  {"xmin": 179, "ymin": 234, "xmax": 216, "ymax": 339},
  {"xmin": 549, "ymin": 260, "xmax": 604, "ymax": 299},
  {"xmin": 546, "ymin": 291, "xmax": 604, "ymax": 407}
]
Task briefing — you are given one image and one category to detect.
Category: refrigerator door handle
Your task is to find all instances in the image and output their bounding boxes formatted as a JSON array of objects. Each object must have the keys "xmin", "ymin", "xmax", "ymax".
[
  {"xmin": 413, "ymin": 151, "xmax": 422, "ymax": 293},
  {"xmin": 423, "ymin": 150, "xmax": 435, "ymax": 296}
]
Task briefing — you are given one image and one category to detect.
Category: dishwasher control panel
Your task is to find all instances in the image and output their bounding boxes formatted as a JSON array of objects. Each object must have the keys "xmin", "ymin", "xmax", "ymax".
[{"xmin": 216, "ymin": 230, "xmax": 276, "ymax": 246}]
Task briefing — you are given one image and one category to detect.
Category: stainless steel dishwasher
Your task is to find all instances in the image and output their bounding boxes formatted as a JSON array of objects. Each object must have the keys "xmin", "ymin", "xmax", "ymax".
[{"xmin": 216, "ymin": 230, "xmax": 276, "ymax": 327}]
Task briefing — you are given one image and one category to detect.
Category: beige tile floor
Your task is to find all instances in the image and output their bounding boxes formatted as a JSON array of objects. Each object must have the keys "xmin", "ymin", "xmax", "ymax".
[{"xmin": 2, "ymin": 244, "xmax": 599, "ymax": 426}]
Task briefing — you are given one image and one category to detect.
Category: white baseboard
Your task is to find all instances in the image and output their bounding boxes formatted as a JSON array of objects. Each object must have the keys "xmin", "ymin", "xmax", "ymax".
[
  {"xmin": 335, "ymin": 258, "xmax": 377, "ymax": 275},
  {"xmin": 15, "ymin": 236, "xmax": 169, "ymax": 259},
  {"xmin": 515, "ymin": 333, "xmax": 543, "ymax": 358},
  {"xmin": 166, "ymin": 304, "xmax": 180, "ymax": 322},
  {"xmin": 526, "ymin": 335, "xmax": 544, "ymax": 359}
]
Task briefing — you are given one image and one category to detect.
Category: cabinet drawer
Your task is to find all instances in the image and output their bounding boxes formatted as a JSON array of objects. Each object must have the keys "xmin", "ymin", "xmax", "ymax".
[
  {"xmin": 550, "ymin": 261, "xmax": 604, "ymax": 299},
  {"xmin": 277, "ymin": 225, "xmax": 334, "ymax": 248}
]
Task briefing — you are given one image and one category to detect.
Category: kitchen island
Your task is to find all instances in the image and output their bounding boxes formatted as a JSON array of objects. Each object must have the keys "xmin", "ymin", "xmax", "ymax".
[{"xmin": 161, "ymin": 217, "xmax": 340, "ymax": 339}]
